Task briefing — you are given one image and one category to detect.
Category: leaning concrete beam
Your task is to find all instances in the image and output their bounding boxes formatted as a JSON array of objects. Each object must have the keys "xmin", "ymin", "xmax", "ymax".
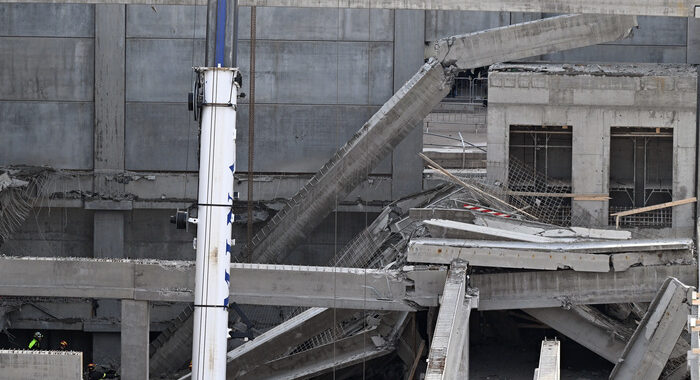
[
  {"xmin": 526, "ymin": 307, "xmax": 629, "ymax": 363},
  {"xmin": 237, "ymin": 313, "xmax": 408, "ymax": 380},
  {"xmin": 250, "ymin": 58, "xmax": 452, "ymax": 264},
  {"xmin": 408, "ymin": 240, "xmax": 611, "ymax": 272},
  {"xmin": 427, "ymin": 14, "xmax": 637, "ymax": 70},
  {"xmin": 610, "ymin": 278, "xmax": 694, "ymax": 380},
  {"xmin": 1, "ymin": 0, "xmax": 696, "ymax": 17},
  {"xmin": 534, "ymin": 340, "xmax": 560, "ymax": 380},
  {"xmin": 225, "ymin": 308, "xmax": 335, "ymax": 378},
  {"xmin": 474, "ymin": 265, "xmax": 698, "ymax": 310},
  {"xmin": 425, "ymin": 261, "xmax": 475, "ymax": 380}
]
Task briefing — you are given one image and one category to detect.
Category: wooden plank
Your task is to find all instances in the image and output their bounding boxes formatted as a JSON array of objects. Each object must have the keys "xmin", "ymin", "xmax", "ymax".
[
  {"xmin": 612, "ymin": 197, "xmax": 696, "ymax": 228},
  {"xmin": 611, "ymin": 197, "xmax": 697, "ymax": 217}
]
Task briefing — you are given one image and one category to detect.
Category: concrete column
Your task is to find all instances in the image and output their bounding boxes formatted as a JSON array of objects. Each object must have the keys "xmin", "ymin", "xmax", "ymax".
[
  {"xmin": 688, "ymin": 16, "xmax": 700, "ymax": 65},
  {"xmin": 94, "ymin": 4, "xmax": 126, "ymax": 197},
  {"xmin": 391, "ymin": 10, "xmax": 426, "ymax": 199},
  {"xmin": 93, "ymin": 3, "xmax": 127, "ymax": 259},
  {"xmin": 571, "ymin": 109, "xmax": 608, "ymax": 227},
  {"xmin": 93, "ymin": 5, "xmax": 127, "ymax": 368},
  {"xmin": 121, "ymin": 300, "xmax": 150, "ymax": 380}
]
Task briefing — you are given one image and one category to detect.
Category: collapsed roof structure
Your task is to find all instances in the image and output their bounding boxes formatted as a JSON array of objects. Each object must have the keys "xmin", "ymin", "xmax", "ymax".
[{"xmin": 1, "ymin": 0, "xmax": 700, "ymax": 379}]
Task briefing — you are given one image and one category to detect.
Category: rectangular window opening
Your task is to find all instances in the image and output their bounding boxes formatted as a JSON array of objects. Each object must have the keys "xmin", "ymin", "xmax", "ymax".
[
  {"xmin": 508, "ymin": 125, "xmax": 573, "ymax": 226},
  {"xmin": 609, "ymin": 127, "xmax": 673, "ymax": 228}
]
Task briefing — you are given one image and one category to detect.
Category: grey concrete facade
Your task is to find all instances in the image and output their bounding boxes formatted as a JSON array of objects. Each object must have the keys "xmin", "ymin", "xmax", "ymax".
[{"xmin": 487, "ymin": 63, "xmax": 697, "ymax": 234}]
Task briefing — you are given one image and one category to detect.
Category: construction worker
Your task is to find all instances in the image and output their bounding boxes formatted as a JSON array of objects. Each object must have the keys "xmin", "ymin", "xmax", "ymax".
[
  {"xmin": 86, "ymin": 363, "xmax": 118, "ymax": 380},
  {"xmin": 59, "ymin": 340, "xmax": 68, "ymax": 351},
  {"xmin": 27, "ymin": 332, "xmax": 42, "ymax": 350}
]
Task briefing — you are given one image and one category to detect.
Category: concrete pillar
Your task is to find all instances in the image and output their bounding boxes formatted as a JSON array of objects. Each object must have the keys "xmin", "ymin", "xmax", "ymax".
[
  {"xmin": 391, "ymin": 10, "xmax": 426, "ymax": 199},
  {"xmin": 92, "ymin": 4, "xmax": 127, "ymax": 369},
  {"xmin": 94, "ymin": 3, "xmax": 126, "ymax": 197},
  {"xmin": 688, "ymin": 17, "xmax": 700, "ymax": 65},
  {"xmin": 121, "ymin": 300, "xmax": 150, "ymax": 380}
]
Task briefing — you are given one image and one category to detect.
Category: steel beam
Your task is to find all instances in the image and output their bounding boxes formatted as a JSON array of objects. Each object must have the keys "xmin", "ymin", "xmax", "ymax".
[
  {"xmin": 425, "ymin": 261, "xmax": 475, "ymax": 380},
  {"xmin": 3, "ymin": 0, "xmax": 696, "ymax": 17},
  {"xmin": 610, "ymin": 278, "xmax": 694, "ymax": 379}
]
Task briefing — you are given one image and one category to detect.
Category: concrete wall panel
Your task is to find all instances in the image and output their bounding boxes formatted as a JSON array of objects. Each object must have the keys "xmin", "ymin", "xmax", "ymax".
[
  {"xmin": 0, "ymin": 102, "xmax": 93, "ymax": 169},
  {"xmin": 125, "ymin": 210, "xmax": 194, "ymax": 260},
  {"xmin": 125, "ymin": 103, "xmax": 199, "ymax": 171},
  {"xmin": 125, "ymin": 38, "xmax": 205, "ymax": 102},
  {"xmin": 236, "ymin": 104, "xmax": 391, "ymax": 173},
  {"xmin": 0, "ymin": 4, "xmax": 94, "ymax": 37},
  {"xmin": 237, "ymin": 7, "xmax": 393, "ymax": 41},
  {"xmin": 689, "ymin": 17, "xmax": 700, "ymax": 64},
  {"xmin": 614, "ymin": 16, "xmax": 687, "ymax": 46},
  {"xmin": 425, "ymin": 10, "xmax": 509, "ymax": 41},
  {"xmin": 0, "ymin": 208, "xmax": 93, "ymax": 258},
  {"xmin": 0, "ymin": 38, "xmax": 94, "ymax": 101},
  {"xmin": 126, "ymin": 5, "xmax": 207, "ymax": 38},
  {"xmin": 236, "ymin": 40, "xmax": 393, "ymax": 105}
]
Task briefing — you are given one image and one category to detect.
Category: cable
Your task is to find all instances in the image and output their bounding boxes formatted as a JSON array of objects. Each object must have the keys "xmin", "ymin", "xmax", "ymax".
[{"xmin": 246, "ymin": 6, "xmax": 256, "ymax": 263}]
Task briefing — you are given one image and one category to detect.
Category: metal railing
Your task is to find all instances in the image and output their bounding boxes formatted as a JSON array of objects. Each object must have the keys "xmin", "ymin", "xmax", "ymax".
[{"xmin": 445, "ymin": 77, "xmax": 488, "ymax": 103}]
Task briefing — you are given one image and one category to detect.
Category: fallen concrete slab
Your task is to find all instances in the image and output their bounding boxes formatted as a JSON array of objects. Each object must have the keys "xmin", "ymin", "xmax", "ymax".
[
  {"xmin": 473, "ymin": 214, "xmax": 632, "ymax": 240},
  {"xmin": 408, "ymin": 238, "xmax": 610, "ymax": 272},
  {"xmin": 409, "ymin": 237, "xmax": 692, "ymax": 254},
  {"xmin": 611, "ymin": 250, "xmax": 693, "ymax": 272},
  {"xmin": 473, "ymin": 264, "xmax": 697, "ymax": 310},
  {"xmin": 408, "ymin": 238, "xmax": 692, "ymax": 272},
  {"xmin": 423, "ymin": 219, "xmax": 573, "ymax": 243},
  {"xmin": 610, "ymin": 278, "xmax": 694, "ymax": 379}
]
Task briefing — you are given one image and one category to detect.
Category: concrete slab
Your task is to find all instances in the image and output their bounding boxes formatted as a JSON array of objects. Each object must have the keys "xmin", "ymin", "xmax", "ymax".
[
  {"xmin": 407, "ymin": 239, "xmax": 611, "ymax": 272},
  {"xmin": 409, "ymin": 237, "xmax": 693, "ymax": 254},
  {"xmin": 611, "ymin": 250, "xmax": 692, "ymax": 271},
  {"xmin": 423, "ymin": 219, "xmax": 568, "ymax": 243}
]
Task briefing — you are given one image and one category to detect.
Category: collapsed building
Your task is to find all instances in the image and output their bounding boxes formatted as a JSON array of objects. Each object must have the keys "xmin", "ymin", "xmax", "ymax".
[{"xmin": 1, "ymin": 0, "xmax": 700, "ymax": 379}]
